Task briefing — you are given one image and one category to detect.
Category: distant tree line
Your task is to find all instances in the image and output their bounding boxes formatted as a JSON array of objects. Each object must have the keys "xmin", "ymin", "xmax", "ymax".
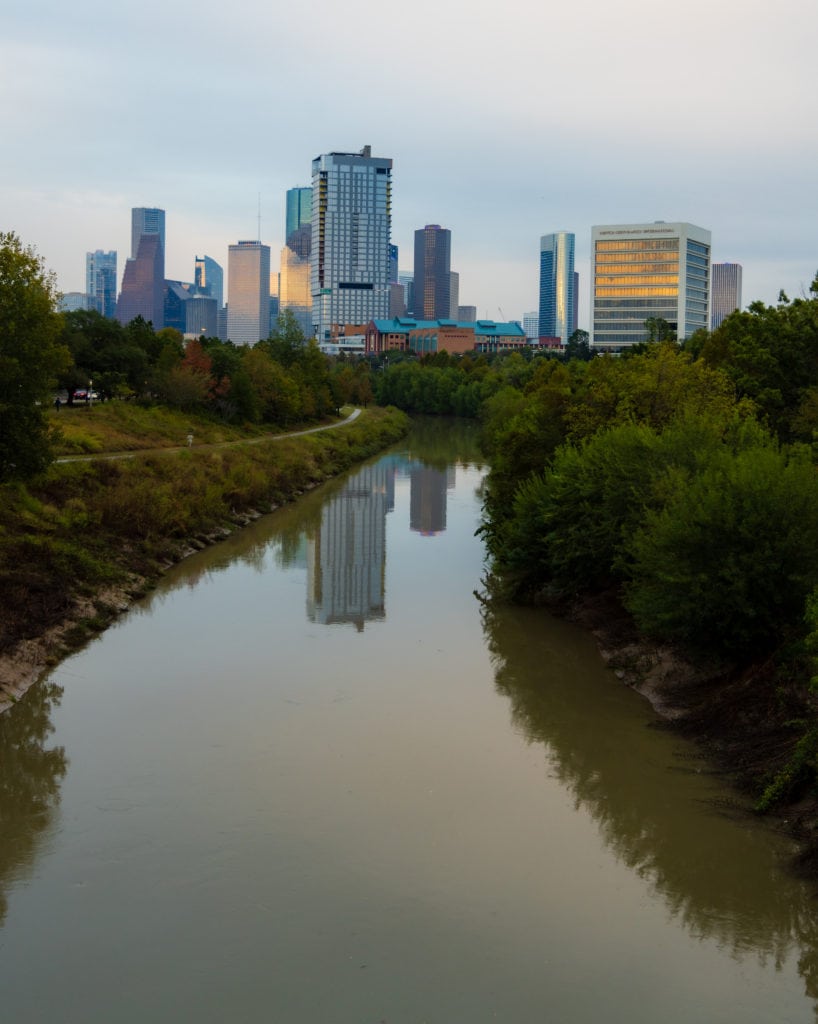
[{"xmin": 0, "ymin": 232, "xmax": 374, "ymax": 484}]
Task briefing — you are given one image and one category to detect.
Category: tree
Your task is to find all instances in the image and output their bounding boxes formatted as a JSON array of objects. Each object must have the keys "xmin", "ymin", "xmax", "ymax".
[
  {"xmin": 565, "ymin": 329, "xmax": 591, "ymax": 361},
  {"xmin": 0, "ymin": 233, "xmax": 71, "ymax": 481}
]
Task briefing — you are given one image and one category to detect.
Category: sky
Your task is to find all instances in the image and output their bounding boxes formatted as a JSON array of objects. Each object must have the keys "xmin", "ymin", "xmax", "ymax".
[{"xmin": 3, "ymin": 0, "xmax": 817, "ymax": 331}]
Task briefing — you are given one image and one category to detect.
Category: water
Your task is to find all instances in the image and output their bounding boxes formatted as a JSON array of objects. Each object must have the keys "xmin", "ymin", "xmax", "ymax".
[{"xmin": 1, "ymin": 418, "xmax": 816, "ymax": 1022}]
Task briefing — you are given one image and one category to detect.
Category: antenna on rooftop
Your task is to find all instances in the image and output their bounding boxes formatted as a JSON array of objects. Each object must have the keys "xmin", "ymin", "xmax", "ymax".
[{"xmin": 257, "ymin": 192, "xmax": 262, "ymax": 242}]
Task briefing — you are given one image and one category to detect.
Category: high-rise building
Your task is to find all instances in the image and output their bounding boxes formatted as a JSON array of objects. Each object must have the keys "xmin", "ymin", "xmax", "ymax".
[
  {"xmin": 591, "ymin": 221, "xmax": 711, "ymax": 349},
  {"xmin": 194, "ymin": 255, "xmax": 224, "ymax": 309},
  {"xmin": 286, "ymin": 187, "xmax": 312, "ymax": 246},
  {"xmin": 280, "ymin": 187, "xmax": 313, "ymax": 338},
  {"xmin": 59, "ymin": 292, "xmax": 92, "ymax": 312},
  {"xmin": 449, "ymin": 271, "xmax": 460, "ymax": 319},
  {"xmin": 279, "ymin": 243, "xmax": 312, "ymax": 338},
  {"xmin": 227, "ymin": 240, "xmax": 271, "ymax": 345},
  {"xmin": 116, "ymin": 233, "xmax": 164, "ymax": 327},
  {"xmin": 457, "ymin": 305, "xmax": 476, "ymax": 322},
  {"xmin": 413, "ymin": 225, "xmax": 451, "ymax": 321},
  {"xmin": 399, "ymin": 273, "xmax": 414, "ymax": 315},
  {"xmin": 131, "ymin": 207, "xmax": 165, "ymax": 260},
  {"xmin": 523, "ymin": 312, "xmax": 540, "ymax": 342},
  {"xmin": 86, "ymin": 250, "xmax": 117, "ymax": 318},
  {"xmin": 539, "ymin": 232, "xmax": 576, "ymax": 346},
  {"xmin": 311, "ymin": 145, "xmax": 392, "ymax": 341},
  {"xmin": 388, "ymin": 244, "xmax": 399, "ymax": 284},
  {"xmin": 711, "ymin": 262, "xmax": 742, "ymax": 329}
]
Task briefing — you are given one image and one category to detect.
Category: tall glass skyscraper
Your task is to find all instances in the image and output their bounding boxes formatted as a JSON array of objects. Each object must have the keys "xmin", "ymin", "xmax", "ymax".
[
  {"xmin": 194, "ymin": 255, "xmax": 224, "ymax": 309},
  {"xmin": 711, "ymin": 262, "xmax": 742, "ymax": 329},
  {"xmin": 131, "ymin": 208, "xmax": 165, "ymax": 259},
  {"xmin": 86, "ymin": 250, "xmax": 117, "ymax": 318},
  {"xmin": 591, "ymin": 221, "xmax": 710, "ymax": 350},
  {"xmin": 286, "ymin": 188, "xmax": 312, "ymax": 247},
  {"xmin": 413, "ymin": 225, "xmax": 452, "ymax": 321},
  {"xmin": 227, "ymin": 240, "xmax": 271, "ymax": 346},
  {"xmin": 538, "ymin": 232, "xmax": 576, "ymax": 345},
  {"xmin": 311, "ymin": 146, "xmax": 392, "ymax": 341}
]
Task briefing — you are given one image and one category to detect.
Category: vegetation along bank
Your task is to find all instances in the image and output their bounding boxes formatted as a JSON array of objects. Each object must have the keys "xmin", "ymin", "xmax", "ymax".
[
  {"xmin": 0, "ymin": 230, "xmax": 408, "ymax": 711},
  {"xmin": 373, "ymin": 283, "xmax": 818, "ymax": 876}
]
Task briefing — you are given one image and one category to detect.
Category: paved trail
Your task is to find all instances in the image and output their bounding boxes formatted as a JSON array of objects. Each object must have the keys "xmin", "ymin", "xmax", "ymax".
[{"xmin": 56, "ymin": 408, "xmax": 362, "ymax": 463}]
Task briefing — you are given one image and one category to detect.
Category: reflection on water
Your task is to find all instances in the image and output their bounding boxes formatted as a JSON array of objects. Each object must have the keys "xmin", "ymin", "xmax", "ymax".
[
  {"xmin": 480, "ymin": 596, "xmax": 818, "ymax": 1007},
  {"xmin": 4, "ymin": 418, "xmax": 816, "ymax": 1021},
  {"xmin": 0, "ymin": 680, "xmax": 67, "ymax": 926}
]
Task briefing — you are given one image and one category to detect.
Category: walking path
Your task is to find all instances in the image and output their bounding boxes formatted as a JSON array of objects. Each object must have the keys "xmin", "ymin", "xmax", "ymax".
[{"xmin": 55, "ymin": 408, "xmax": 362, "ymax": 463}]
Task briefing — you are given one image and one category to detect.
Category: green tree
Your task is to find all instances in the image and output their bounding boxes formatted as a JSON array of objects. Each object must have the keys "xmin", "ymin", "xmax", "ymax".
[{"xmin": 0, "ymin": 233, "xmax": 71, "ymax": 481}]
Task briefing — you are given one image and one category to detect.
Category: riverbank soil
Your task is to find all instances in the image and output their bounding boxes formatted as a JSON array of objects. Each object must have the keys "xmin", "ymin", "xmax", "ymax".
[{"xmin": 566, "ymin": 589, "xmax": 818, "ymax": 877}]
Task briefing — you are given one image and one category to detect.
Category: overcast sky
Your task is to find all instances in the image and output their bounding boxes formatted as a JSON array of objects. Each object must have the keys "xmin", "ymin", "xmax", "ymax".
[{"xmin": 3, "ymin": 0, "xmax": 817, "ymax": 330}]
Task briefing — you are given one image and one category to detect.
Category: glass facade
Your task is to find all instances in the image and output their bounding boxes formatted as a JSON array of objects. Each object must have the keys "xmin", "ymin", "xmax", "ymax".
[
  {"xmin": 116, "ymin": 234, "xmax": 164, "ymax": 327},
  {"xmin": 131, "ymin": 208, "xmax": 165, "ymax": 260},
  {"xmin": 591, "ymin": 223, "xmax": 711, "ymax": 350},
  {"xmin": 85, "ymin": 250, "xmax": 117, "ymax": 318},
  {"xmin": 286, "ymin": 188, "xmax": 312, "ymax": 247},
  {"xmin": 227, "ymin": 241, "xmax": 271, "ymax": 346},
  {"xmin": 711, "ymin": 262, "xmax": 742, "ymax": 329},
  {"xmin": 413, "ymin": 225, "xmax": 452, "ymax": 321},
  {"xmin": 538, "ymin": 232, "xmax": 576, "ymax": 345},
  {"xmin": 311, "ymin": 147, "xmax": 392, "ymax": 341},
  {"xmin": 194, "ymin": 255, "xmax": 224, "ymax": 309}
]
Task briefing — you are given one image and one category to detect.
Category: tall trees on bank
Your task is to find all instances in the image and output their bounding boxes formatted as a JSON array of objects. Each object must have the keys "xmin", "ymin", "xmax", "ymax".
[{"xmin": 0, "ymin": 233, "xmax": 70, "ymax": 482}]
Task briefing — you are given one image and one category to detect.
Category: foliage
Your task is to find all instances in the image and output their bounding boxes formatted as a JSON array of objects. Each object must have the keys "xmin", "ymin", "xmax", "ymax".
[
  {"xmin": 0, "ymin": 233, "xmax": 71, "ymax": 481},
  {"xmin": 624, "ymin": 438, "xmax": 818, "ymax": 657}
]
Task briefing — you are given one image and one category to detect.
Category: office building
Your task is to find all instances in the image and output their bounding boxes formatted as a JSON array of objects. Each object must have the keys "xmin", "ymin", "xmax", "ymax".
[
  {"xmin": 86, "ymin": 250, "xmax": 117, "ymax": 318},
  {"xmin": 286, "ymin": 187, "xmax": 312, "ymax": 246},
  {"xmin": 388, "ymin": 282, "xmax": 406, "ymax": 318},
  {"xmin": 194, "ymin": 255, "xmax": 224, "ymax": 309},
  {"xmin": 164, "ymin": 280, "xmax": 192, "ymax": 333},
  {"xmin": 523, "ymin": 312, "xmax": 540, "ymax": 342},
  {"xmin": 399, "ymin": 273, "xmax": 414, "ymax": 315},
  {"xmin": 457, "ymin": 305, "xmax": 477, "ymax": 322},
  {"xmin": 539, "ymin": 232, "xmax": 576, "ymax": 346},
  {"xmin": 388, "ymin": 244, "xmax": 399, "ymax": 284},
  {"xmin": 59, "ymin": 292, "xmax": 92, "ymax": 312},
  {"xmin": 116, "ymin": 233, "xmax": 164, "ymax": 327},
  {"xmin": 591, "ymin": 221, "xmax": 710, "ymax": 349},
  {"xmin": 449, "ymin": 271, "xmax": 460, "ymax": 319},
  {"xmin": 185, "ymin": 295, "xmax": 218, "ymax": 339},
  {"xmin": 711, "ymin": 262, "xmax": 742, "ymax": 329},
  {"xmin": 311, "ymin": 146, "xmax": 392, "ymax": 341},
  {"xmin": 131, "ymin": 207, "xmax": 165, "ymax": 260},
  {"xmin": 227, "ymin": 240, "xmax": 271, "ymax": 345},
  {"xmin": 413, "ymin": 225, "xmax": 451, "ymax": 321},
  {"xmin": 279, "ymin": 243, "xmax": 312, "ymax": 338}
]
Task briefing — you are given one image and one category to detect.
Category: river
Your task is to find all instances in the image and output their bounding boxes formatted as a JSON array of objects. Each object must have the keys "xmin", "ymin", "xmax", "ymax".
[{"xmin": 1, "ymin": 417, "xmax": 816, "ymax": 1022}]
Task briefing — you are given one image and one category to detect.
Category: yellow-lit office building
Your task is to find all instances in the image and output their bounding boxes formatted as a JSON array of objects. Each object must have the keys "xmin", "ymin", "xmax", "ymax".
[{"xmin": 591, "ymin": 221, "xmax": 710, "ymax": 351}]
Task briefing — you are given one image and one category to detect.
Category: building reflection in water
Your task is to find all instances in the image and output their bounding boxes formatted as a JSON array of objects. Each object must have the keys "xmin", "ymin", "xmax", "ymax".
[
  {"xmin": 307, "ymin": 462, "xmax": 392, "ymax": 630},
  {"xmin": 409, "ymin": 464, "xmax": 456, "ymax": 536}
]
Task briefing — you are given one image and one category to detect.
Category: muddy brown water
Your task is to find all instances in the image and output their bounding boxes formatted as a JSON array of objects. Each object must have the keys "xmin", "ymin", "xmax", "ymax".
[{"xmin": 1, "ymin": 418, "xmax": 816, "ymax": 1022}]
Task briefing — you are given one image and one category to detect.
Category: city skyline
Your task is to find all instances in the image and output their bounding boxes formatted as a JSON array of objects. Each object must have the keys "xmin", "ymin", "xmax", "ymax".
[{"xmin": 4, "ymin": 1, "xmax": 816, "ymax": 329}]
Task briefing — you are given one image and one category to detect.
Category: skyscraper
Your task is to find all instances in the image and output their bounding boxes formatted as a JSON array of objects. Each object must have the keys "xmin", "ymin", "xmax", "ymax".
[
  {"xmin": 194, "ymin": 255, "xmax": 224, "ymax": 309},
  {"xmin": 280, "ymin": 187, "xmax": 313, "ymax": 337},
  {"xmin": 449, "ymin": 271, "xmax": 460, "ymax": 320},
  {"xmin": 116, "ymin": 233, "xmax": 164, "ymax": 327},
  {"xmin": 286, "ymin": 187, "xmax": 312, "ymax": 246},
  {"xmin": 711, "ymin": 262, "xmax": 742, "ymax": 329},
  {"xmin": 311, "ymin": 145, "xmax": 392, "ymax": 341},
  {"xmin": 539, "ymin": 232, "xmax": 576, "ymax": 346},
  {"xmin": 413, "ymin": 225, "xmax": 451, "ymax": 321},
  {"xmin": 86, "ymin": 250, "xmax": 117, "ymax": 318},
  {"xmin": 388, "ymin": 244, "xmax": 399, "ymax": 284},
  {"xmin": 227, "ymin": 240, "xmax": 271, "ymax": 345},
  {"xmin": 591, "ymin": 221, "xmax": 711, "ymax": 350},
  {"xmin": 131, "ymin": 207, "xmax": 165, "ymax": 260}
]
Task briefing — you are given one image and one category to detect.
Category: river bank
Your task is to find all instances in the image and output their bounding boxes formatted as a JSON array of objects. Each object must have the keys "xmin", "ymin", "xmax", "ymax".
[
  {"xmin": 0, "ymin": 405, "xmax": 409, "ymax": 714},
  {"xmin": 562, "ymin": 588, "xmax": 818, "ymax": 877}
]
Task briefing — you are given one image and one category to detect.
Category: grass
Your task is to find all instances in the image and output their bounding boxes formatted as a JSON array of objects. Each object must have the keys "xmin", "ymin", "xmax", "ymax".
[
  {"xmin": 1, "ymin": 404, "xmax": 409, "ymax": 658},
  {"xmin": 50, "ymin": 401, "xmax": 275, "ymax": 455}
]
